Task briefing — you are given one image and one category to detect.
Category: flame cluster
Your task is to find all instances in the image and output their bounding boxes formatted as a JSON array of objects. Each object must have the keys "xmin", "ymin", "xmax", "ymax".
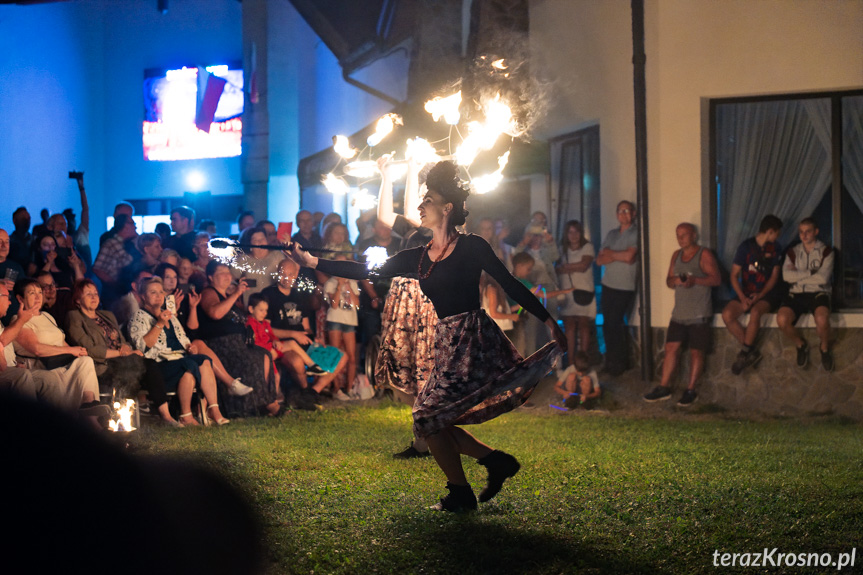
[
  {"xmin": 108, "ymin": 399, "xmax": 136, "ymax": 432},
  {"xmin": 325, "ymin": 86, "xmax": 516, "ymax": 197}
]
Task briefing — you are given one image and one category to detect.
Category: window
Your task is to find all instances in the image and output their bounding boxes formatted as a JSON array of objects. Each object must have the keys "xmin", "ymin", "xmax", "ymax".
[{"xmin": 708, "ymin": 90, "xmax": 863, "ymax": 308}]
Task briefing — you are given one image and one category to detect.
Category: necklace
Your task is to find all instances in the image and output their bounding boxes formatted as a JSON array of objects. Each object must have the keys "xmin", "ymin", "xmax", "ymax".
[{"xmin": 418, "ymin": 233, "xmax": 459, "ymax": 280}]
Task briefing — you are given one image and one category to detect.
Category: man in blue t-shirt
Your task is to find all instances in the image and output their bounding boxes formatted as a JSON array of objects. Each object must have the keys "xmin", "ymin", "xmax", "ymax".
[{"xmin": 722, "ymin": 214, "xmax": 783, "ymax": 375}]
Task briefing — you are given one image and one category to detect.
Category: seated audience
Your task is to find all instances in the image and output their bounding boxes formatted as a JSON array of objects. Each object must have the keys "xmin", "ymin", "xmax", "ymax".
[
  {"xmin": 777, "ymin": 217, "xmax": 836, "ymax": 371},
  {"xmin": 554, "ymin": 351, "xmax": 600, "ymax": 410},
  {"xmin": 0, "ymin": 228, "xmax": 25, "ymax": 324},
  {"xmin": 12, "ymin": 278, "xmax": 106, "ymax": 423},
  {"xmin": 153, "ymin": 263, "xmax": 252, "ymax": 397},
  {"xmin": 0, "ymin": 282, "xmax": 60, "ymax": 405},
  {"xmin": 199, "ymin": 261, "xmax": 282, "ymax": 417},
  {"xmin": 128, "ymin": 276, "xmax": 228, "ymax": 426},
  {"xmin": 65, "ymin": 279, "xmax": 180, "ymax": 426},
  {"xmin": 722, "ymin": 214, "xmax": 783, "ymax": 375},
  {"xmin": 35, "ymin": 270, "xmax": 74, "ymax": 328},
  {"xmin": 246, "ymin": 293, "xmax": 326, "ymax": 377},
  {"xmin": 262, "ymin": 258, "xmax": 346, "ymax": 400}
]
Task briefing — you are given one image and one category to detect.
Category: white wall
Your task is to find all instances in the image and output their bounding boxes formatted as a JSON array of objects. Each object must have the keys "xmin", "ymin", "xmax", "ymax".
[{"xmin": 532, "ymin": 0, "xmax": 863, "ymax": 324}]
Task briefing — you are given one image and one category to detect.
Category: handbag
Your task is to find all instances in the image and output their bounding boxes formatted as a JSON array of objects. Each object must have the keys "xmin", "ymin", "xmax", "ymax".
[
  {"xmin": 36, "ymin": 354, "xmax": 77, "ymax": 370},
  {"xmin": 562, "ymin": 248, "xmax": 595, "ymax": 306},
  {"xmin": 572, "ymin": 289, "xmax": 595, "ymax": 306},
  {"xmin": 307, "ymin": 343, "xmax": 344, "ymax": 374}
]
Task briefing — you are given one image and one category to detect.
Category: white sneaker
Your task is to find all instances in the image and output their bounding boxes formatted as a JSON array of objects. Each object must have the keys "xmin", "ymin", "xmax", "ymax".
[
  {"xmin": 227, "ymin": 378, "xmax": 254, "ymax": 396},
  {"xmin": 334, "ymin": 389, "xmax": 352, "ymax": 401}
]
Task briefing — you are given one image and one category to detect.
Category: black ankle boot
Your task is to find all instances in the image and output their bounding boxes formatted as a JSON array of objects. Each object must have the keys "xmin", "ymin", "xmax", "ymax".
[
  {"xmin": 477, "ymin": 450, "xmax": 520, "ymax": 503},
  {"xmin": 430, "ymin": 482, "xmax": 477, "ymax": 512}
]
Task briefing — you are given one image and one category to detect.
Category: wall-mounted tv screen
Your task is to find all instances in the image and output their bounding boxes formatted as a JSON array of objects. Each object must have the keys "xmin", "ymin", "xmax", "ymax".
[{"xmin": 143, "ymin": 64, "xmax": 243, "ymax": 161}]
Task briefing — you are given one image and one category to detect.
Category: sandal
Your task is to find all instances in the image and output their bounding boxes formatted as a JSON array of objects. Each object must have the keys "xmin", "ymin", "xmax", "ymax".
[
  {"xmin": 178, "ymin": 412, "xmax": 199, "ymax": 426},
  {"xmin": 207, "ymin": 404, "xmax": 230, "ymax": 425}
]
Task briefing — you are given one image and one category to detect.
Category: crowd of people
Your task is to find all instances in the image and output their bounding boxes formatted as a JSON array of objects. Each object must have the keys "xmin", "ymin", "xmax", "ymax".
[{"xmin": 0, "ymin": 170, "xmax": 838, "ymax": 435}]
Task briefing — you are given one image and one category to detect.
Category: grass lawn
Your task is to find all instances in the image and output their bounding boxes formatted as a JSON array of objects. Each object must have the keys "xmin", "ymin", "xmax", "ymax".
[{"xmin": 134, "ymin": 402, "xmax": 863, "ymax": 574}]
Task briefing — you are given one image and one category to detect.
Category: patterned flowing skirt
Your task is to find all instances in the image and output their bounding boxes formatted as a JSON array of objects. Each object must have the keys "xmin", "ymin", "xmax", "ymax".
[
  {"xmin": 412, "ymin": 309, "xmax": 562, "ymax": 438},
  {"xmin": 204, "ymin": 333, "xmax": 277, "ymax": 417},
  {"xmin": 374, "ymin": 277, "xmax": 438, "ymax": 396}
]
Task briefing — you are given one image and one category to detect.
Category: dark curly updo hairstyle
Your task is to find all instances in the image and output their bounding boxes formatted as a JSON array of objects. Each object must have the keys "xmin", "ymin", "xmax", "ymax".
[{"xmin": 425, "ymin": 161, "xmax": 470, "ymax": 228}]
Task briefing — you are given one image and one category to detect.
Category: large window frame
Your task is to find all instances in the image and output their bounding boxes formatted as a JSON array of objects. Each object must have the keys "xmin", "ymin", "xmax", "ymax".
[{"xmin": 704, "ymin": 88, "xmax": 863, "ymax": 310}]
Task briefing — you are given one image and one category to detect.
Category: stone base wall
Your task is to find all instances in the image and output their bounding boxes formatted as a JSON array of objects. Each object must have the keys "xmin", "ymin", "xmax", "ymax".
[{"xmin": 641, "ymin": 326, "xmax": 863, "ymax": 419}]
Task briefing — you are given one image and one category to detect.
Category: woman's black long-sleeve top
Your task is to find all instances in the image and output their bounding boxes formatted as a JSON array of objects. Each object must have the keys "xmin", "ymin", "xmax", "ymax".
[{"xmin": 316, "ymin": 233, "xmax": 551, "ymax": 322}]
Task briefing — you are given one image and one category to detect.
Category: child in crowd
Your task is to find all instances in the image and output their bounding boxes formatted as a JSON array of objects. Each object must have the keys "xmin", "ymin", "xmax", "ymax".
[
  {"xmin": 323, "ymin": 242, "xmax": 360, "ymax": 401},
  {"xmin": 509, "ymin": 251, "xmax": 573, "ymax": 356},
  {"xmin": 246, "ymin": 294, "xmax": 326, "ymax": 387},
  {"xmin": 553, "ymin": 351, "xmax": 601, "ymax": 410}
]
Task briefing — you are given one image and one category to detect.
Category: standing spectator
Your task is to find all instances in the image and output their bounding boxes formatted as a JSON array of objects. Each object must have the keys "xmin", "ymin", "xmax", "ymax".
[
  {"xmin": 168, "ymin": 206, "xmax": 197, "ymax": 261},
  {"xmin": 154, "ymin": 222, "xmax": 172, "ymax": 246},
  {"xmin": 513, "ymin": 224, "xmax": 561, "ymax": 301},
  {"xmin": 555, "ymin": 220, "xmax": 596, "ymax": 364},
  {"xmin": 356, "ymin": 218, "xmax": 398, "ymax": 354},
  {"xmin": 643, "ymin": 224, "xmax": 720, "ymax": 406},
  {"xmin": 191, "ymin": 232, "xmax": 213, "ymax": 273},
  {"xmin": 235, "ymin": 211, "xmax": 256, "ymax": 239},
  {"xmin": 99, "ymin": 202, "xmax": 134, "ymax": 248},
  {"xmin": 256, "ymin": 220, "xmax": 278, "ymax": 246},
  {"xmin": 233, "ymin": 227, "xmax": 280, "ymax": 304},
  {"xmin": 323, "ymin": 240, "xmax": 360, "ymax": 400},
  {"xmin": 291, "ymin": 210, "xmax": 322, "ymax": 251},
  {"xmin": 494, "ymin": 218, "xmax": 515, "ymax": 271},
  {"xmin": 722, "ymin": 214, "xmax": 783, "ymax": 375},
  {"xmin": 9, "ymin": 207, "xmax": 32, "ymax": 269},
  {"xmin": 595, "ymin": 200, "xmax": 639, "ymax": 376},
  {"xmin": 31, "ymin": 208, "xmax": 50, "ymax": 240},
  {"xmin": 62, "ymin": 172, "xmax": 93, "ymax": 270},
  {"xmin": 776, "ymin": 217, "xmax": 835, "ymax": 371},
  {"xmin": 292, "ymin": 210, "xmax": 323, "ymax": 289},
  {"xmin": 92, "ymin": 214, "xmax": 137, "ymax": 304},
  {"xmin": 28, "ymin": 233, "xmax": 85, "ymax": 291},
  {"xmin": 0, "ymin": 228, "xmax": 25, "ymax": 325},
  {"xmin": 197, "ymin": 219, "xmax": 217, "ymax": 237}
]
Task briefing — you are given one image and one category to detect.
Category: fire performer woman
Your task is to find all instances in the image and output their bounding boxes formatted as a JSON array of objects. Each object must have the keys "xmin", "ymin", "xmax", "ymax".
[{"xmin": 290, "ymin": 161, "xmax": 565, "ymax": 512}]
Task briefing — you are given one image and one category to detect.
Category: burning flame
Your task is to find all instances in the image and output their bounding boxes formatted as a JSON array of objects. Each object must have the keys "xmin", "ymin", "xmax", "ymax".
[
  {"xmin": 470, "ymin": 151, "xmax": 510, "ymax": 195},
  {"xmin": 323, "ymin": 173, "xmax": 350, "ymax": 195},
  {"xmin": 491, "ymin": 59, "xmax": 507, "ymax": 70},
  {"xmin": 424, "ymin": 91, "xmax": 462, "ymax": 125},
  {"xmin": 208, "ymin": 238, "xmax": 239, "ymax": 262},
  {"xmin": 333, "ymin": 135, "xmax": 357, "ymax": 159},
  {"xmin": 351, "ymin": 189, "xmax": 377, "ymax": 211},
  {"xmin": 454, "ymin": 94, "xmax": 517, "ymax": 166},
  {"xmin": 367, "ymin": 113, "xmax": 403, "ymax": 147},
  {"xmin": 108, "ymin": 399, "xmax": 136, "ymax": 432},
  {"xmin": 405, "ymin": 137, "xmax": 441, "ymax": 165},
  {"xmin": 364, "ymin": 246, "xmax": 389, "ymax": 271},
  {"xmin": 343, "ymin": 160, "xmax": 378, "ymax": 179}
]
